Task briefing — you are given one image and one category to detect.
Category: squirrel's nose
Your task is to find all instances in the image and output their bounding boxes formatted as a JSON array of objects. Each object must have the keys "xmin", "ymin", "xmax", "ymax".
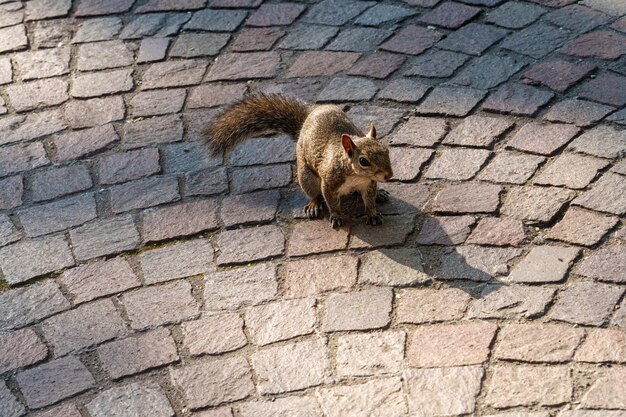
[{"xmin": 384, "ymin": 173, "xmax": 393, "ymax": 181}]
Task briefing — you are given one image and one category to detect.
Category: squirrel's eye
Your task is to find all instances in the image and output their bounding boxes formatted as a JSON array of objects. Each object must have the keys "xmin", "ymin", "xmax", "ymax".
[{"xmin": 359, "ymin": 156, "xmax": 371, "ymax": 167}]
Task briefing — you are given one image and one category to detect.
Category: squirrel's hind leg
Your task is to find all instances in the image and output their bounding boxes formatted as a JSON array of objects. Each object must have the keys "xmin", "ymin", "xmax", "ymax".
[{"xmin": 298, "ymin": 162, "xmax": 324, "ymax": 219}]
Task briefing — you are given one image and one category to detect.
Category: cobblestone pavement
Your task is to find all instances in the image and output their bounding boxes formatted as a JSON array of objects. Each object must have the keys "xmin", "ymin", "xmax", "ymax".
[{"xmin": 0, "ymin": 0, "xmax": 625, "ymax": 416}]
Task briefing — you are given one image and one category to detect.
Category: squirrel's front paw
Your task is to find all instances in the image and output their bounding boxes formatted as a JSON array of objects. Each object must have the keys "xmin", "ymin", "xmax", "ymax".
[
  {"xmin": 329, "ymin": 214, "xmax": 343, "ymax": 229},
  {"xmin": 365, "ymin": 213, "xmax": 383, "ymax": 225},
  {"xmin": 376, "ymin": 189, "xmax": 390, "ymax": 203}
]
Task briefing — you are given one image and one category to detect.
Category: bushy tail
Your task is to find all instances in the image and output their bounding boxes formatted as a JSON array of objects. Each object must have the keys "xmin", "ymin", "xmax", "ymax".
[{"xmin": 203, "ymin": 93, "xmax": 310, "ymax": 155}]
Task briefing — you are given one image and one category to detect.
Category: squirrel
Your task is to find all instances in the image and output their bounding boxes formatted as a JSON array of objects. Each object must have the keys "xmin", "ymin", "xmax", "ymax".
[{"xmin": 203, "ymin": 93, "xmax": 393, "ymax": 229}]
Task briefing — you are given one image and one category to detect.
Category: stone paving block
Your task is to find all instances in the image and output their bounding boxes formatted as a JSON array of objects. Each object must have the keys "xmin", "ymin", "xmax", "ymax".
[
  {"xmin": 336, "ymin": 331, "xmax": 405, "ymax": 377},
  {"xmin": 550, "ymin": 281, "xmax": 624, "ymax": 326},
  {"xmin": 546, "ymin": 4, "xmax": 610, "ymax": 33},
  {"xmin": 0, "ymin": 214, "xmax": 19, "ymax": 248},
  {"xmin": 185, "ymin": 167, "xmax": 228, "ymax": 197},
  {"xmin": 576, "ymin": 328, "xmax": 626, "ymax": 363},
  {"xmin": 0, "ymin": 175, "xmax": 22, "ymax": 210},
  {"xmin": 162, "ymin": 141, "xmax": 221, "ymax": 173},
  {"xmin": 137, "ymin": 0, "xmax": 207, "ymax": 12},
  {"xmin": 323, "ymin": 287, "xmax": 392, "ymax": 332},
  {"xmin": 0, "ymin": 328, "xmax": 47, "ymax": 374},
  {"xmin": 404, "ymin": 366, "xmax": 483, "ymax": 415},
  {"xmin": 302, "ymin": 0, "xmax": 374, "ymax": 26},
  {"xmin": 0, "ymin": 3, "xmax": 23, "ymax": 29},
  {"xmin": 72, "ymin": 17, "xmax": 123, "ymax": 43},
  {"xmin": 30, "ymin": 164, "xmax": 92, "ymax": 202},
  {"xmin": 204, "ymin": 263, "xmax": 277, "ymax": 310},
  {"xmin": 246, "ymin": 298, "xmax": 316, "ymax": 346},
  {"xmin": 19, "ymin": 194, "xmax": 97, "ymax": 237},
  {"xmin": 184, "ymin": 8, "xmax": 247, "ymax": 31},
  {"xmin": 121, "ymin": 280, "xmax": 199, "ymax": 330},
  {"xmin": 140, "ymin": 239, "xmax": 213, "ymax": 284},
  {"xmin": 419, "ymin": 1, "xmax": 481, "ymax": 28},
  {"xmin": 466, "ymin": 217, "xmax": 526, "ymax": 246},
  {"xmin": 0, "ymin": 380, "xmax": 25, "ymax": 417},
  {"xmin": 170, "ymin": 33, "xmax": 230, "ymax": 58},
  {"xmin": 578, "ymin": 72, "xmax": 626, "ymax": 107},
  {"xmin": 0, "ymin": 142, "xmax": 48, "ymax": 177},
  {"xmin": 438, "ymin": 23, "xmax": 509, "ymax": 55},
  {"xmin": 577, "ymin": 246, "xmax": 626, "ymax": 283},
  {"xmin": 574, "ymin": 173, "xmax": 626, "ymax": 215},
  {"xmin": 14, "ymin": 47, "xmax": 70, "ymax": 80},
  {"xmin": 32, "ymin": 19, "xmax": 72, "ymax": 48},
  {"xmin": 396, "ymin": 288, "xmax": 471, "ymax": 324},
  {"xmin": 380, "ymin": 25, "xmax": 443, "ymax": 55},
  {"xmin": 486, "ymin": 365, "xmax": 572, "ymax": 407},
  {"xmin": 436, "ymin": 245, "xmax": 523, "ymax": 281},
  {"xmin": 404, "ymin": 49, "xmax": 469, "ymax": 78},
  {"xmin": 508, "ymin": 245, "xmax": 580, "ymax": 283},
  {"xmin": 444, "ymin": 115, "xmax": 513, "ymax": 148},
  {"xmin": 137, "ymin": 38, "xmax": 170, "ymax": 63},
  {"xmin": 359, "ymin": 248, "xmax": 430, "ymax": 286},
  {"xmin": 433, "ymin": 182, "xmax": 502, "ymax": 214},
  {"xmin": 0, "ymin": 24, "xmax": 27, "ymax": 54},
  {"xmin": 355, "ymin": 3, "xmax": 416, "ymax": 25},
  {"xmin": 206, "ymin": 52, "xmax": 279, "ymax": 81},
  {"xmin": 452, "ymin": 54, "xmax": 527, "ymax": 89},
  {"xmin": 0, "ymin": 235, "xmax": 74, "ymax": 285},
  {"xmin": 416, "ymin": 86, "xmax": 486, "ymax": 116},
  {"xmin": 131, "ymin": 89, "xmax": 186, "ymax": 117},
  {"xmin": 246, "ymin": 3, "xmax": 305, "ymax": 26},
  {"xmin": 485, "ymin": 1, "xmax": 546, "ymax": 28},
  {"xmin": 230, "ymin": 135, "xmax": 294, "ymax": 166},
  {"xmin": 318, "ymin": 77, "xmax": 378, "ymax": 102},
  {"xmin": 282, "ymin": 255, "xmax": 357, "ymax": 298},
  {"xmin": 220, "ymin": 190, "xmax": 279, "ymax": 228},
  {"xmin": 0, "ymin": 280, "xmax": 69, "ymax": 331},
  {"xmin": 378, "ymin": 77, "xmax": 428, "ymax": 103},
  {"xmin": 501, "ymin": 186, "xmax": 576, "ymax": 223},
  {"xmin": 75, "ymin": 0, "xmax": 135, "ymax": 16},
  {"xmin": 349, "ymin": 214, "xmax": 416, "ymax": 249},
  {"xmin": 239, "ymin": 396, "xmax": 322, "ymax": 417},
  {"xmin": 142, "ymin": 59, "xmax": 207, "ymax": 89},
  {"xmin": 287, "ymin": 51, "xmax": 359, "ymax": 77},
  {"xmin": 71, "ymin": 68, "xmax": 134, "ymax": 98},
  {"xmin": 387, "ymin": 117, "xmax": 447, "ymax": 147},
  {"xmin": 494, "ymin": 324, "xmax": 584, "ymax": 362},
  {"xmin": 317, "ymin": 377, "xmax": 407, "ymax": 417},
  {"xmin": 581, "ymin": 368, "xmax": 626, "ymax": 409},
  {"xmin": 546, "ymin": 207, "xmax": 618, "ymax": 246},
  {"xmin": 0, "ymin": 57, "xmax": 12, "ymax": 85},
  {"xmin": 98, "ymin": 148, "xmax": 160, "ymax": 185},
  {"xmin": 141, "ymin": 199, "xmax": 219, "ymax": 242},
  {"xmin": 506, "ymin": 122, "xmax": 580, "ymax": 155},
  {"xmin": 76, "ymin": 40, "xmax": 133, "ymax": 71},
  {"xmin": 522, "ymin": 60, "xmax": 595, "ymax": 93},
  {"xmin": 543, "ymin": 99, "xmax": 614, "ymax": 126},
  {"xmin": 188, "ymin": 83, "xmax": 246, "ymax": 109},
  {"xmin": 468, "ymin": 284, "xmax": 556, "ymax": 319},
  {"xmin": 408, "ymin": 321, "xmax": 497, "ymax": 367},
  {"xmin": 64, "ymin": 96, "xmax": 125, "ymax": 128},
  {"xmin": 278, "ymin": 24, "xmax": 337, "ymax": 50},
  {"xmin": 580, "ymin": 0, "xmax": 626, "ymax": 15},
  {"xmin": 287, "ymin": 220, "xmax": 348, "ymax": 256},
  {"xmin": 567, "ymin": 125, "xmax": 626, "ymax": 159},
  {"xmin": 232, "ymin": 163, "xmax": 292, "ymax": 194},
  {"xmin": 42, "ymin": 298, "xmax": 126, "ymax": 356},
  {"xmin": 120, "ymin": 13, "xmax": 190, "ymax": 39},
  {"xmin": 52, "ymin": 124, "xmax": 119, "ymax": 162},
  {"xmin": 612, "ymin": 16, "xmax": 626, "ymax": 32},
  {"xmin": 483, "ymin": 84, "xmax": 554, "ymax": 116},
  {"xmin": 17, "ymin": 356, "xmax": 95, "ymax": 409},
  {"xmin": 252, "ymin": 338, "xmax": 331, "ymax": 394},
  {"xmin": 98, "ymin": 328, "xmax": 179, "ymax": 379},
  {"xmin": 87, "ymin": 381, "xmax": 174, "ymax": 417},
  {"xmin": 182, "ymin": 313, "xmax": 246, "ymax": 355},
  {"xmin": 109, "ymin": 176, "xmax": 180, "ymax": 213},
  {"xmin": 425, "ymin": 148, "xmax": 491, "ymax": 180},
  {"xmin": 123, "ymin": 114, "xmax": 184, "ymax": 148},
  {"xmin": 558, "ymin": 412, "xmax": 626, "ymax": 417},
  {"xmin": 502, "ymin": 22, "xmax": 573, "ymax": 59},
  {"xmin": 70, "ymin": 215, "xmax": 140, "ymax": 261},
  {"xmin": 346, "ymin": 105, "xmax": 406, "ymax": 137},
  {"xmin": 216, "ymin": 225, "xmax": 284, "ymax": 265},
  {"xmin": 327, "ymin": 27, "xmax": 392, "ymax": 52},
  {"xmin": 31, "ymin": 403, "xmax": 82, "ymax": 417},
  {"xmin": 6, "ymin": 78, "xmax": 68, "ymax": 112},
  {"xmin": 347, "ymin": 51, "xmax": 406, "ymax": 79},
  {"xmin": 58, "ymin": 257, "xmax": 140, "ymax": 304},
  {"xmin": 560, "ymin": 30, "xmax": 626, "ymax": 60},
  {"xmin": 232, "ymin": 27, "xmax": 285, "ymax": 51},
  {"xmin": 0, "ymin": 109, "xmax": 66, "ymax": 145}
]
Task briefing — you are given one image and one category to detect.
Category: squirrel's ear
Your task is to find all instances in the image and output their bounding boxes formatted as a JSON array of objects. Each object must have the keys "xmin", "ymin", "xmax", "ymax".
[
  {"xmin": 368, "ymin": 122, "xmax": 377, "ymax": 140},
  {"xmin": 341, "ymin": 134, "xmax": 355, "ymax": 157}
]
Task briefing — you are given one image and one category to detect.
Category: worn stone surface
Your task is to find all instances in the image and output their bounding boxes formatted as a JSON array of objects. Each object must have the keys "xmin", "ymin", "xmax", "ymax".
[
  {"xmin": 576, "ymin": 329, "xmax": 626, "ymax": 363},
  {"xmin": 396, "ymin": 288, "xmax": 471, "ymax": 324},
  {"xmin": 574, "ymin": 173, "xmax": 626, "ymax": 215},
  {"xmin": 323, "ymin": 288, "xmax": 392, "ymax": 332},
  {"xmin": 433, "ymin": 182, "xmax": 502, "ymax": 214},
  {"xmin": 140, "ymin": 239, "xmax": 213, "ymax": 283},
  {"xmin": 535, "ymin": 153, "xmax": 609, "ymax": 189},
  {"xmin": 336, "ymin": 332, "xmax": 405, "ymax": 377},
  {"xmin": 581, "ymin": 369, "xmax": 626, "ymax": 409},
  {"xmin": 501, "ymin": 186, "xmax": 576, "ymax": 223},
  {"xmin": 577, "ymin": 246, "xmax": 626, "ymax": 283},
  {"xmin": 546, "ymin": 207, "xmax": 617, "ymax": 246},
  {"xmin": 87, "ymin": 381, "xmax": 174, "ymax": 417},
  {"xmin": 550, "ymin": 281, "xmax": 624, "ymax": 326},
  {"xmin": 318, "ymin": 377, "xmax": 407, "ymax": 417},
  {"xmin": 246, "ymin": 298, "xmax": 316, "ymax": 346},
  {"xmin": 239, "ymin": 397, "xmax": 322, "ymax": 417},
  {"xmin": 0, "ymin": 328, "xmax": 47, "ymax": 374},
  {"xmin": 182, "ymin": 313, "xmax": 247, "ymax": 356},
  {"xmin": 468, "ymin": 285, "xmax": 556, "ymax": 319},
  {"xmin": 567, "ymin": 125, "xmax": 626, "ymax": 159},
  {"xmin": 507, "ymin": 246, "xmax": 579, "ymax": 283},
  {"xmin": 359, "ymin": 248, "xmax": 430, "ymax": 286},
  {"xmin": 0, "ymin": 281, "xmax": 69, "ymax": 331},
  {"xmin": 204, "ymin": 263, "xmax": 278, "ymax": 310},
  {"xmin": 282, "ymin": 255, "xmax": 357, "ymax": 298},
  {"xmin": 467, "ymin": 217, "xmax": 526, "ymax": 246},
  {"xmin": 494, "ymin": 324, "xmax": 584, "ymax": 362}
]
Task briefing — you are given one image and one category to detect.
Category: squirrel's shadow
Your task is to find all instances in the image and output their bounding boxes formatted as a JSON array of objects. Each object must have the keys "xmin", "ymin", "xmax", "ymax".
[{"xmin": 277, "ymin": 182, "xmax": 508, "ymax": 301}]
